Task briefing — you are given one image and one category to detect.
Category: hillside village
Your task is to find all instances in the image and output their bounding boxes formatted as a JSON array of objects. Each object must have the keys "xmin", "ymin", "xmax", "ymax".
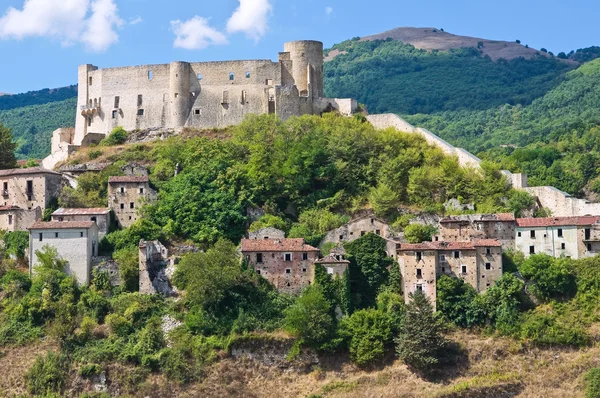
[{"xmin": 4, "ymin": 37, "xmax": 600, "ymax": 397}]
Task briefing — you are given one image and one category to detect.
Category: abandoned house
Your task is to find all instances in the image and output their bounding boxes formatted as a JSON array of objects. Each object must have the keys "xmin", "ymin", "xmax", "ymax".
[
  {"xmin": 0, "ymin": 167, "xmax": 62, "ymax": 212},
  {"xmin": 436, "ymin": 213, "xmax": 516, "ymax": 249},
  {"xmin": 28, "ymin": 221, "xmax": 99, "ymax": 285},
  {"xmin": 322, "ymin": 214, "xmax": 393, "ymax": 244},
  {"xmin": 0, "ymin": 205, "xmax": 41, "ymax": 232},
  {"xmin": 247, "ymin": 227, "xmax": 286, "ymax": 240},
  {"xmin": 241, "ymin": 238, "xmax": 320, "ymax": 294},
  {"xmin": 107, "ymin": 176, "xmax": 155, "ymax": 228},
  {"xmin": 397, "ymin": 239, "xmax": 503, "ymax": 309},
  {"xmin": 515, "ymin": 216, "xmax": 600, "ymax": 259},
  {"xmin": 51, "ymin": 208, "xmax": 112, "ymax": 239},
  {"xmin": 314, "ymin": 253, "xmax": 350, "ymax": 278},
  {"xmin": 139, "ymin": 240, "xmax": 175, "ymax": 296}
]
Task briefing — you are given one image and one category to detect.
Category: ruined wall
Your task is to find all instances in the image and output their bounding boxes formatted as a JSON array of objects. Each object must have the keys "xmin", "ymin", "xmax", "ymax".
[
  {"xmin": 0, "ymin": 207, "xmax": 40, "ymax": 232},
  {"xmin": 108, "ymin": 181, "xmax": 154, "ymax": 228},
  {"xmin": 525, "ymin": 186, "xmax": 600, "ymax": 217},
  {"xmin": 439, "ymin": 220, "xmax": 515, "ymax": 249},
  {"xmin": 245, "ymin": 250, "xmax": 318, "ymax": 294},
  {"xmin": 248, "ymin": 227, "xmax": 285, "ymax": 240},
  {"xmin": 321, "ymin": 217, "xmax": 391, "ymax": 247},
  {"xmin": 139, "ymin": 240, "xmax": 170, "ymax": 294}
]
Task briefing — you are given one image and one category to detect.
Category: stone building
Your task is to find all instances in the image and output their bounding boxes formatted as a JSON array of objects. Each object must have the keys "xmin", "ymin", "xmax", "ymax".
[
  {"xmin": 436, "ymin": 213, "xmax": 516, "ymax": 248},
  {"xmin": 241, "ymin": 238, "xmax": 320, "ymax": 294},
  {"xmin": 398, "ymin": 240, "xmax": 503, "ymax": 308},
  {"xmin": 314, "ymin": 254, "xmax": 350, "ymax": 278},
  {"xmin": 0, "ymin": 167, "xmax": 62, "ymax": 211},
  {"xmin": 107, "ymin": 176, "xmax": 155, "ymax": 228},
  {"xmin": 28, "ymin": 221, "xmax": 99, "ymax": 285},
  {"xmin": 248, "ymin": 227, "xmax": 286, "ymax": 240},
  {"xmin": 51, "ymin": 208, "xmax": 112, "ymax": 239},
  {"xmin": 322, "ymin": 215, "xmax": 392, "ymax": 245},
  {"xmin": 515, "ymin": 216, "xmax": 600, "ymax": 259},
  {"xmin": 139, "ymin": 240, "xmax": 175, "ymax": 296},
  {"xmin": 0, "ymin": 205, "xmax": 40, "ymax": 232},
  {"xmin": 69, "ymin": 40, "xmax": 356, "ymax": 146}
]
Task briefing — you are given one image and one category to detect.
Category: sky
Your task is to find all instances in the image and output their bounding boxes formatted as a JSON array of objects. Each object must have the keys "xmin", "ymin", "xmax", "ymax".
[{"xmin": 0, "ymin": 0, "xmax": 599, "ymax": 94}]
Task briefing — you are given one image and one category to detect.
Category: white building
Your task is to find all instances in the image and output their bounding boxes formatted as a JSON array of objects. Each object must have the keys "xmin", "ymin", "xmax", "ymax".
[
  {"xmin": 29, "ymin": 221, "xmax": 99, "ymax": 285},
  {"xmin": 51, "ymin": 208, "xmax": 111, "ymax": 239},
  {"xmin": 515, "ymin": 217, "xmax": 600, "ymax": 259}
]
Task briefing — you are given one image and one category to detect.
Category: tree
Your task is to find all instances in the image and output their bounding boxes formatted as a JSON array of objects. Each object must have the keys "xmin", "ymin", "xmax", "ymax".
[
  {"xmin": 283, "ymin": 286, "xmax": 334, "ymax": 347},
  {"xmin": 288, "ymin": 209, "xmax": 348, "ymax": 247},
  {"xmin": 519, "ymin": 254, "xmax": 576, "ymax": 302},
  {"xmin": 368, "ymin": 183, "xmax": 400, "ymax": 217},
  {"xmin": 404, "ymin": 223, "xmax": 437, "ymax": 243},
  {"xmin": 436, "ymin": 275, "xmax": 476, "ymax": 327},
  {"xmin": 395, "ymin": 291, "xmax": 448, "ymax": 373},
  {"xmin": 248, "ymin": 214, "xmax": 287, "ymax": 232},
  {"xmin": 339, "ymin": 308, "xmax": 392, "ymax": 366},
  {"xmin": 516, "ymin": 39, "xmax": 521, "ymax": 44},
  {"xmin": 0, "ymin": 123, "xmax": 17, "ymax": 169}
]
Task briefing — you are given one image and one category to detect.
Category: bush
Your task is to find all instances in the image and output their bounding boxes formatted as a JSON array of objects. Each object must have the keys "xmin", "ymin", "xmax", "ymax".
[
  {"xmin": 88, "ymin": 149, "xmax": 104, "ymax": 160},
  {"xmin": 519, "ymin": 255, "xmax": 576, "ymax": 302},
  {"xmin": 585, "ymin": 368, "xmax": 600, "ymax": 398},
  {"xmin": 284, "ymin": 286, "xmax": 334, "ymax": 347},
  {"xmin": 404, "ymin": 223, "xmax": 437, "ymax": 243},
  {"xmin": 339, "ymin": 308, "xmax": 392, "ymax": 366},
  {"xmin": 520, "ymin": 311, "xmax": 589, "ymax": 347},
  {"xmin": 25, "ymin": 351, "xmax": 70, "ymax": 396},
  {"xmin": 3, "ymin": 231, "xmax": 29, "ymax": 259},
  {"xmin": 436, "ymin": 275, "xmax": 476, "ymax": 328},
  {"xmin": 100, "ymin": 126, "xmax": 128, "ymax": 146},
  {"xmin": 113, "ymin": 246, "xmax": 139, "ymax": 292},
  {"xmin": 248, "ymin": 214, "xmax": 287, "ymax": 232}
]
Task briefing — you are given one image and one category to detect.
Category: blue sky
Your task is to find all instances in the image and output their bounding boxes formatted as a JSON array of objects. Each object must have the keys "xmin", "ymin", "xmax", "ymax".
[{"xmin": 0, "ymin": 0, "xmax": 599, "ymax": 93}]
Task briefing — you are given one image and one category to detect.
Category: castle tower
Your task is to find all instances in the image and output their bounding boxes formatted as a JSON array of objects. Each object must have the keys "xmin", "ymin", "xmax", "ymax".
[
  {"xmin": 74, "ymin": 64, "xmax": 98, "ymax": 145},
  {"xmin": 283, "ymin": 41, "xmax": 324, "ymax": 98},
  {"xmin": 169, "ymin": 62, "xmax": 191, "ymax": 129}
]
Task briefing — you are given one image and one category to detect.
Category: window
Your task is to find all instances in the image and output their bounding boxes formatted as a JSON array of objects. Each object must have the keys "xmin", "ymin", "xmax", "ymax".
[
  {"xmin": 327, "ymin": 267, "xmax": 334, "ymax": 275},
  {"xmin": 148, "ymin": 70, "xmax": 153, "ymax": 80},
  {"xmin": 416, "ymin": 284, "xmax": 423, "ymax": 292},
  {"xmin": 530, "ymin": 230, "xmax": 536, "ymax": 238},
  {"xmin": 518, "ymin": 231, "xmax": 522, "ymax": 237},
  {"xmin": 441, "ymin": 267, "xmax": 445, "ymax": 273},
  {"xmin": 376, "ymin": 229, "xmax": 381, "ymax": 235},
  {"xmin": 302, "ymin": 253, "xmax": 308, "ymax": 261},
  {"xmin": 91, "ymin": 217, "xmax": 97, "ymax": 222},
  {"xmin": 140, "ymin": 188, "xmax": 144, "ymax": 194},
  {"xmin": 439, "ymin": 254, "xmax": 446, "ymax": 262},
  {"xmin": 303, "ymin": 268, "xmax": 307, "ymax": 273},
  {"xmin": 485, "ymin": 262, "xmax": 491, "ymax": 270},
  {"xmin": 256, "ymin": 269, "xmax": 261, "ymax": 275},
  {"xmin": 120, "ymin": 187, "xmax": 125, "ymax": 194},
  {"xmin": 138, "ymin": 95, "xmax": 143, "ymax": 107},
  {"xmin": 529, "ymin": 246, "xmax": 535, "ymax": 254},
  {"xmin": 39, "ymin": 233, "xmax": 43, "ymax": 242},
  {"xmin": 2, "ymin": 182, "xmax": 7, "ymax": 196},
  {"xmin": 174, "ymin": 93, "xmax": 179, "ymax": 98},
  {"xmin": 588, "ymin": 243, "xmax": 592, "ymax": 251},
  {"xmin": 26, "ymin": 180, "xmax": 33, "ymax": 201},
  {"xmin": 416, "ymin": 269, "xmax": 422, "ymax": 278},
  {"xmin": 8, "ymin": 214, "xmax": 12, "ymax": 225},
  {"xmin": 285, "ymin": 268, "xmax": 291, "ymax": 274},
  {"xmin": 461, "ymin": 265, "xmax": 467, "ymax": 274},
  {"xmin": 80, "ymin": 232, "xmax": 84, "ymax": 238},
  {"xmin": 266, "ymin": 79, "xmax": 273, "ymax": 85},
  {"xmin": 284, "ymin": 253, "xmax": 292, "ymax": 261},
  {"xmin": 486, "ymin": 248, "xmax": 491, "ymax": 255},
  {"xmin": 246, "ymin": 72, "xmax": 251, "ymax": 78},
  {"xmin": 558, "ymin": 228, "xmax": 563, "ymax": 237},
  {"xmin": 361, "ymin": 231, "xmax": 365, "ymax": 236},
  {"xmin": 112, "ymin": 110, "xmax": 118, "ymax": 119},
  {"xmin": 197, "ymin": 73, "xmax": 203, "ymax": 80},
  {"xmin": 586, "ymin": 229, "xmax": 591, "ymax": 240},
  {"xmin": 416, "ymin": 252, "xmax": 422, "ymax": 261},
  {"xmin": 114, "ymin": 96, "xmax": 120, "ymax": 108},
  {"xmin": 137, "ymin": 109, "xmax": 144, "ymax": 116},
  {"xmin": 55, "ymin": 232, "xmax": 58, "ymax": 238},
  {"xmin": 339, "ymin": 235, "xmax": 343, "ymax": 240},
  {"xmin": 194, "ymin": 109, "xmax": 201, "ymax": 115},
  {"xmin": 130, "ymin": 202, "xmax": 134, "ymax": 209},
  {"xmin": 89, "ymin": 76, "xmax": 93, "ymax": 85},
  {"xmin": 88, "ymin": 117, "xmax": 92, "ymax": 127},
  {"xmin": 229, "ymin": 72, "xmax": 235, "ymax": 80},
  {"xmin": 561, "ymin": 243, "xmax": 566, "ymax": 250},
  {"xmin": 350, "ymin": 232, "xmax": 354, "ymax": 236},
  {"xmin": 256, "ymin": 253, "xmax": 263, "ymax": 263},
  {"xmin": 241, "ymin": 90, "xmax": 247, "ymax": 104},
  {"xmin": 120, "ymin": 203, "xmax": 124, "ymax": 209},
  {"xmin": 222, "ymin": 91, "xmax": 229, "ymax": 104},
  {"xmin": 454, "ymin": 251, "xmax": 460, "ymax": 259}
]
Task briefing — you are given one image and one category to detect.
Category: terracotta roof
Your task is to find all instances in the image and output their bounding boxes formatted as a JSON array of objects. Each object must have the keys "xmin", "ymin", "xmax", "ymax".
[
  {"xmin": 315, "ymin": 254, "xmax": 350, "ymax": 264},
  {"xmin": 0, "ymin": 205, "xmax": 21, "ymax": 211},
  {"xmin": 29, "ymin": 221, "xmax": 96, "ymax": 230},
  {"xmin": 108, "ymin": 175, "xmax": 149, "ymax": 183},
  {"xmin": 398, "ymin": 239, "xmax": 501, "ymax": 251},
  {"xmin": 440, "ymin": 213, "xmax": 515, "ymax": 223},
  {"xmin": 0, "ymin": 167, "xmax": 61, "ymax": 177},
  {"xmin": 52, "ymin": 208, "xmax": 110, "ymax": 216},
  {"xmin": 516, "ymin": 216, "xmax": 600, "ymax": 228},
  {"xmin": 240, "ymin": 238, "xmax": 319, "ymax": 252}
]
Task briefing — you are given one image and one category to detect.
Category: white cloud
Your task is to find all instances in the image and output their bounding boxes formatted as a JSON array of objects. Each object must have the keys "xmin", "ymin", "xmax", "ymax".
[
  {"xmin": 0, "ymin": 0, "xmax": 123, "ymax": 52},
  {"xmin": 171, "ymin": 16, "xmax": 228, "ymax": 50},
  {"xmin": 325, "ymin": 6, "xmax": 333, "ymax": 15},
  {"xmin": 226, "ymin": 0, "xmax": 272, "ymax": 42},
  {"xmin": 129, "ymin": 16, "xmax": 143, "ymax": 25}
]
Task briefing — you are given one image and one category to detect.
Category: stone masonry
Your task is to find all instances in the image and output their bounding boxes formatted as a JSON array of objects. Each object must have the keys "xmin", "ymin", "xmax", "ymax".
[
  {"xmin": 107, "ymin": 176, "xmax": 155, "ymax": 228},
  {"xmin": 0, "ymin": 167, "xmax": 62, "ymax": 212}
]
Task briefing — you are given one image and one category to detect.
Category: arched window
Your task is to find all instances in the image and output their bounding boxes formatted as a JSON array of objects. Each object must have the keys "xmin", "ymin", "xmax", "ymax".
[{"xmin": 229, "ymin": 72, "xmax": 235, "ymax": 81}]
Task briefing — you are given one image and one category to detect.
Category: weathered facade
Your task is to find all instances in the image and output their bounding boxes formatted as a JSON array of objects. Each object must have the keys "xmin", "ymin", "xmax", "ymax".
[
  {"xmin": 515, "ymin": 217, "xmax": 600, "ymax": 259},
  {"xmin": 72, "ymin": 41, "xmax": 356, "ymax": 145},
  {"xmin": 107, "ymin": 176, "xmax": 155, "ymax": 228},
  {"xmin": 248, "ymin": 227, "xmax": 286, "ymax": 240},
  {"xmin": 0, "ymin": 167, "xmax": 62, "ymax": 211},
  {"xmin": 322, "ymin": 215, "xmax": 392, "ymax": 246},
  {"xmin": 139, "ymin": 240, "xmax": 175, "ymax": 295},
  {"xmin": 398, "ymin": 240, "xmax": 503, "ymax": 308},
  {"xmin": 0, "ymin": 205, "xmax": 40, "ymax": 232},
  {"xmin": 436, "ymin": 213, "xmax": 516, "ymax": 249},
  {"xmin": 241, "ymin": 238, "xmax": 320, "ymax": 294},
  {"xmin": 314, "ymin": 254, "xmax": 350, "ymax": 278},
  {"xmin": 51, "ymin": 208, "xmax": 112, "ymax": 239},
  {"xmin": 28, "ymin": 221, "xmax": 99, "ymax": 285}
]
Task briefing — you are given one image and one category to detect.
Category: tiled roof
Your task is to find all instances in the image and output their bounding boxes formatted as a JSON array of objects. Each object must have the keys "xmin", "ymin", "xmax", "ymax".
[
  {"xmin": 315, "ymin": 254, "xmax": 350, "ymax": 264},
  {"xmin": 29, "ymin": 221, "xmax": 96, "ymax": 230},
  {"xmin": 440, "ymin": 213, "xmax": 515, "ymax": 223},
  {"xmin": 52, "ymin": 208, "xmax": 110, "ymax": 216},
  {"xmin": 398, "ymin": 239, "xmax": 501, "ymax": 251},
  {"xmin": 0, "ymin": 205, "xmax": 21, "ymax": 211},
  {"xmin": 0, "ymin": 167, "xmax": 61, "ymax": 177},
  {"xmin": 516, "ymin": 216, "xmax": 600, "ymax": 228},
  {"xmin": 241, "ymin": 238, "xmax": 319, "ymax": 252},
  {"xmin": 108, "ymin": 175, "xmax": 149, "ymax": 183}
]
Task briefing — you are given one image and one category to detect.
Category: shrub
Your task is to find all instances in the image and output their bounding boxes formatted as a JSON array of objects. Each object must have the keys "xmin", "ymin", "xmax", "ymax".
[
  {"xmin": 436, "ymin": 275, "xmax": 476, "ymax": 328},
  {"xmin": 585, "ymin": 368, "xmax": 600, "ymax": 398},
  {"xmin": 519, "ymin": 255, "xmax": 576, "ymax": 302},
  {"xmin": 283, "ymin": 286, "xmax": 334, "ymax": 347},
  {"xmin": 339, "ymin": 308, "xmax": 392, "ymax": 366},
  {"xmin": 248, "ymin": 214, "xmax": 287, "ymax": 232},
  {"xmin": 520, "ymin": 311, "xmax": 589, "ymax": 347},
  {"xmin": 88, "ymin": 149, "xmax": 103, "ymax": 160},
  {"xmin": 25, "ymin": 351, "xmax": 70, "ymax": 396},
  {"xmin": 3, "ymin": 231, "xmax": 29, "ymax": 259},
  {"xmin": 113, "ymin": 246, "xmax": 139, "ymax": 292},
  {"xmin": 100, "ymin": 126, "xmax": 128, "ymax": 146},
  {"xmin": 404, "ymin": 223, "xmax": 437, "ymax": 243}
]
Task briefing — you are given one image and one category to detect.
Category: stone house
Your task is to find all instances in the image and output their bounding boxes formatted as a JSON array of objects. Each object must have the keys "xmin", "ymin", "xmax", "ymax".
[
  {"xmin": 314, "ymin": 254, "xmax": 350, "ymax": 278},
  {"xmin": 322, "ymin": 214, "xmax": 392, "ymax": 245},
  {"xmin": 107, "ymin": 176, "xmax": 155, "ymax": 228},
  {"xmin": 436, "ymin": 213, "xmax": 516, "ymax": 249},
  {"xmin": 28, "ymin": 221, "xmax": 99, "ymax": 285},
  {"xmin": 398, "ymin": 240, "xmax": 503, "ymax": 309},
  {"xmin": 241, "ymin": 238, "xmax": 320, "ymax": 294},
  {"xmin": 248, "ymin": 227, "xmax": 286, "ymax": 240},
  {"xmin": 0, "ymin": 205, "xmax": 41, "ymax": 232},
  {"xmin": 51, "ymin": 208, "xmax": 112, "ymax": 239},
  {"xmin": 0, "ymin": 167, "xmax": 62, "ymax": 211},
  {"xmin": 515, "ymin": 216, "xmax": 600, "ymax": 259}
]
